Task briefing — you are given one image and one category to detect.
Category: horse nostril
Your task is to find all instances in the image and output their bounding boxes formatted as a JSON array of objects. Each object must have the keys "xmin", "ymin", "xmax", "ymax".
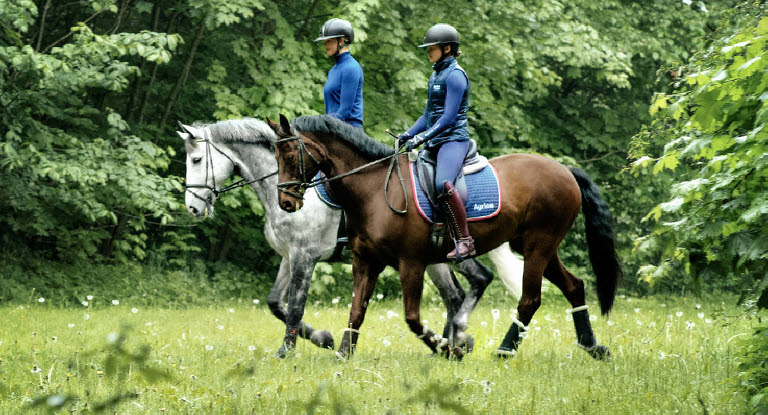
[
  {"xmin": 281, "ymin": 200, "xmax": 293, "ymax": 211},
  {"xmin": 189, "ymin": 206, "xmax": 198, "ymax": 215}
]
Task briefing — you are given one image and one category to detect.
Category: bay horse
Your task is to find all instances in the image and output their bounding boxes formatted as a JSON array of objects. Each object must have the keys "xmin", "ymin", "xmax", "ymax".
[
  {"xmin": 178, "ymin": 118, "xmax": 525, "ymax": 357},
  {"xmin": 268, "ymin": 114, "xmax": 622, "ymax": 359}
]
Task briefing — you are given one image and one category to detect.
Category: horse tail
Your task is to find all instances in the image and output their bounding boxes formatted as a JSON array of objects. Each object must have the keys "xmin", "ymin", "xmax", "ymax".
[{"xmin": 569, "ymin": 167, "xmax": 623, "ymax": 315}]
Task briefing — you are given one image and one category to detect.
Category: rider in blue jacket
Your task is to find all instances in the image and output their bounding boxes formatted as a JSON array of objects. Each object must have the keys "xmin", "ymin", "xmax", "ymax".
[
  {"xmin": 316, "ymin": 18, "xmax": 364, "ymax": 128},
  {"xmin": 398, "ymin": 24, "xmax": 475, "ymax": 261}
]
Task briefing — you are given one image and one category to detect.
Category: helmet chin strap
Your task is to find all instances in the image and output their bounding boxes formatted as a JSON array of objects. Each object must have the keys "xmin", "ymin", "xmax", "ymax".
[{"xmin": 333, "ymin": 38, "xmax": 344, "ymax": 57}]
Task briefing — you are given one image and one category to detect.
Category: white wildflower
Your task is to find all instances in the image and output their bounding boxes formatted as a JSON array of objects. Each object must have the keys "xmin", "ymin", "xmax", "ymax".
[
  {"xmin": 111, "ymin": 300, "xmax": 119, "ymax": 306},
  {"xmin": 376, "ymin": 294, "xmax": 384, "ymax": 300},
  {"xmin": 331, "ymin": 298, "xmax": 340, "ymax": 304},
  {"xmin": 86, "ymin": 295, "xmax": 93, "ymax": 301},
  {"xmin": 131, "ymin": 308, "xmax": 139, "ymax": 314},
  {"xmin": 205, "ymin": 345, "xmax": 213, "ymax": 351},
  {"xmin": 37, "ymin": 298, "xmax": 45, "ymax": 303}
]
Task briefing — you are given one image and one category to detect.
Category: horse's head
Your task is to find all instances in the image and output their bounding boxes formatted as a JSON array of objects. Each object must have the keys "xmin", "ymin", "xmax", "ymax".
[
  {"xmin": 266, "ymin": 114, "xmax": 319, "ymax": 213},
  {"xmin": 177, "ymin": 122, "xmax": 235, "ymax": 218}
]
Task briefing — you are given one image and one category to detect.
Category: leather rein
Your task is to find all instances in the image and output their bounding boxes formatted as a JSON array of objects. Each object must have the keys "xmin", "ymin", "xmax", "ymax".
[{"xmin": 274, "ymin": 133, "xmax": 409, "ymax": 214}]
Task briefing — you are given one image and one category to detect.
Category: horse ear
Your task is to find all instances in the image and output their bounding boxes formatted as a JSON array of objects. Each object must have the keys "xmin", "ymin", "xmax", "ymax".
[
  {"xmin": 177, "ymin": 131, "xmax": 191, "ymax": 141},
  {"xmin": 266, "ymin": 117, "xmax": 279, "ymax": 133},
  {"xmin": 279, "ymin": 114, "xmax": 292, "ymax": 133}
]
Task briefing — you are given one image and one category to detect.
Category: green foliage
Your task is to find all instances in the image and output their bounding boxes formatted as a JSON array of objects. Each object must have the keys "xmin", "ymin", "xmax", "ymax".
[
  {"xmin": 630, "ymin": 1, "xmax": 768, "ymax": 302},
  {"xmin": 736, "ymin": 324, "xmax": 768, "ymax": 414}
]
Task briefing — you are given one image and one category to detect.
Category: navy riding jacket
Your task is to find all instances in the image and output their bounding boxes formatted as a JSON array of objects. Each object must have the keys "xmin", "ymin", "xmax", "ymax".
[{"xmin": 406, "ymin": 57, "xmax": 470, "ymax": 150}]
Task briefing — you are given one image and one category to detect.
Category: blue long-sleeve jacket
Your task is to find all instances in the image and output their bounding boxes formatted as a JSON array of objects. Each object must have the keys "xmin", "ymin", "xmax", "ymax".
[{"xmin": 324, "ymin": 52, "xmax": 364, "ymax": 128}]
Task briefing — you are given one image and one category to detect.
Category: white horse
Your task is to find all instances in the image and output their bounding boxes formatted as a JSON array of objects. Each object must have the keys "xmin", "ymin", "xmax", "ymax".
[{"xmin": 178, "ymin": 118, "xmax": 523, "ymax": 357}]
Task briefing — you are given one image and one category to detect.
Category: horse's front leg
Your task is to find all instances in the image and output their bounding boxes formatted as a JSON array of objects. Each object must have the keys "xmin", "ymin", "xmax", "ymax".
[
  {"xmin": 399, "ymin": 260, "xmax": 442, "ymax": 355},
  {"xmin": 445, "ymin": 258, "xmax": 494, "ymax": 359},
  {"xmin": 425, "ymin": 264, "xmax": 465, "ymax": 356},
  {"xmin": 276, "ymin": 250, "xmax": 327, "ymax": 358},
  {"xmin": 337, "ymin": 255, "xmax": 384, "ymax": 359},
  {"xmin": 271, "ymin": 257, "xmax": 334, "ymax": 359}
]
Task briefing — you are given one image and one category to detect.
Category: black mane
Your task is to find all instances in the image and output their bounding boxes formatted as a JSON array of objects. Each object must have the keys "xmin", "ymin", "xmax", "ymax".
[{"xmin": 290, "ymin": 115, "xmax": 394, "ymax": 159}]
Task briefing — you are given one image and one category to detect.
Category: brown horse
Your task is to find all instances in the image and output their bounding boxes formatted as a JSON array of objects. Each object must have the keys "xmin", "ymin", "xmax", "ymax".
[{"xmin": 267, "ymin": 114, "xmax": 622, "ymax": 360}]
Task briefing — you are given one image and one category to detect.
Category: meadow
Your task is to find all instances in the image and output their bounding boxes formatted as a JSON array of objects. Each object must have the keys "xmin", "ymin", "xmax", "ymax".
[{"xmin": 0, "ymin": 292, "xmax": 759, "ymax": 414}]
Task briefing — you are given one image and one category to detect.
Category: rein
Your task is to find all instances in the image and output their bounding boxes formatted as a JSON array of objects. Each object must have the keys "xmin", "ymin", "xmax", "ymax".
[
  {"xmin": 275, "ymin": 132, "xmax": 409, "ymax": 214},
  {"xmin": 185, "ymin": 130, "xmax": 277, "ymax": 206}
]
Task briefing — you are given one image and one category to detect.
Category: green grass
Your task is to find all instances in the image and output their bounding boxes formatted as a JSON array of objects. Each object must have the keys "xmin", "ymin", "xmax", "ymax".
[{"xmin": 0, "ymin": 294, "xmax": 759, "ymax": 414}]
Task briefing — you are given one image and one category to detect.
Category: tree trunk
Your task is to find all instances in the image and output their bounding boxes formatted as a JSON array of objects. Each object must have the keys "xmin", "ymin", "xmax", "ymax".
[
  {"xmin": 35, "ymin": 0, "xmax": 52, "ymax": 52},
  {"xmin": 297, "ymin": 0, "xmax": 320, "ymax": 39},
  {"xmin": 126, "ymin": 3, "xmax": 161, "ymax": 122},
  {"xmin": 100, "ymin": 213, "xmax": 128, "ymax": 258},
  {"xmin": 156, "ymin": 20, "xmax": 206, "ymax": 140},
  {"xmin": 217, "ymin": 226, "xmax": 234, "ymax": 262}
]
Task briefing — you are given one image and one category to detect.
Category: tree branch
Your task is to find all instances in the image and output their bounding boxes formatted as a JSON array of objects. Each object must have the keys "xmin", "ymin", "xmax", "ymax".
[{"xmin": 42, "ymin": 0, "xmax": 117, "ymax": 54}]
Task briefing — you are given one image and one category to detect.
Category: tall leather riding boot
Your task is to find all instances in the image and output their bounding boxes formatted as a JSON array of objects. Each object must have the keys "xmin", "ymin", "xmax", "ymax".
[{"xmin": 438, "ymin": 181, "xmax": 476, "ymax": 261}]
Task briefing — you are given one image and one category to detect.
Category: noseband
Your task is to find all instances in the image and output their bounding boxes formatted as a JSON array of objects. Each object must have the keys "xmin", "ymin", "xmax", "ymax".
[
  {"xmin": 274, "ymin": 134, "xmax": 322, "ymax": 200},
  {"xmin": 185, "ymin": 129, "xmax": 277, "ymax": 206}
]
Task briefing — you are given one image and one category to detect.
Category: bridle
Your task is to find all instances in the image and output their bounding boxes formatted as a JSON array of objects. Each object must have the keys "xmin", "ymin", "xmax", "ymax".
[
  {"xmin": 184, "ymin": 128, "xmax": 277, "ymax": 207},
  {"xmin": 274, "ymin": 131, "xmax": 409, "ymax": 214}
]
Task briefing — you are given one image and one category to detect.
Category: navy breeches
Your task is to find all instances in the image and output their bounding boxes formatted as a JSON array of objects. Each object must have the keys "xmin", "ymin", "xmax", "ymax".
[{"xmin": 434, "ymin": 140, "xmax": 470, "ymax": 195}]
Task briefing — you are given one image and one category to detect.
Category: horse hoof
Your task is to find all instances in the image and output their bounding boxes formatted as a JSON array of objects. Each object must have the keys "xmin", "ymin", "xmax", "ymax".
[
  {"xmin": 310, "ymin": 330, "xmax": 335, "ymax": 349},
  {"xmin": 274, "ymin": 345, "xmax": 293, "ymax": 359},
  {"xmin": 493, "ymin": 347, "xmax": 516, "ymax": 359},
  {"xmin": 585, "ymin": 344, "xmax": 610, "ymax": 361},
  {"xmin": 464, "ymin": 334, "xmax": 475, "ymax": 354},
  {"xmin": 335, "ymin": 349, "xmax": 351, "ymax": 360}
]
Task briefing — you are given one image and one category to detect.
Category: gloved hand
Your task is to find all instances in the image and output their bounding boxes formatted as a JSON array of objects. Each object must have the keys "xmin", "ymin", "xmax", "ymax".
[
  {"xmin": 397, "ymin": 132, "xmax": 412, "ymax": 146},
  {"xmin": 404, "ymin": 137, "xmax": 421, "ymax": 152}
]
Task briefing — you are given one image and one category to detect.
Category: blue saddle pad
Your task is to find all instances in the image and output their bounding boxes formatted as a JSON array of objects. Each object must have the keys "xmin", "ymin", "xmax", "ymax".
[
  {"xmin": 409, "ymin": 162, "xmax": 501, "ymax": 224},
  {"xmin": 312, "ymin": 172, "xmax": 343, "ymax": 209}
]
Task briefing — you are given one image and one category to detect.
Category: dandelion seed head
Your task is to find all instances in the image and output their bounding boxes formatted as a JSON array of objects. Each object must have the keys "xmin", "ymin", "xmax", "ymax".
[
  {"xmin": 253, "ymin": 299, "xmax": 259, "ymax": 304},
  {"xmin": 205, "ymin": 345, "xmax": 213, "ymax": 351},
  {"xmin": 228, "ymin": 308, "xmax": 234, "ymax": 313},
  {"xmin": 382, "ymin": 339, "xmax": 391, "ymax": 347},
  {"xmin": 480, "ymin": 321, "xmax": 487, "ymax": 327},
  {"xmin": 46, "ymin": 395, "xmax": 65, "ymax": 407},
  {"xmin": 705, "ymin": 318, "xmax": 712, "ymax": 324},
  {"xmin": 106, "ymin": 332, "xmax": 120, "ymax": 344},
  {"xmin": 82, "ymin": 301, "xmax": 89, "ymax": 307},
  {"xmin": 676, "ymin": 311, "xmax": 683, "ymax": 317},
  {"xmin": 331, "ymin": 298, "xmax": 340, "ymax": 304},
  {"xmin": 86, "ymin": 295, "xmax": 93, "ymax": 301},
  {"xmin": 37, "ymin": 298, "xmax": 45, "ymax": 303},
  {"xmin": 68, "ymin": 324, "xmax": 75, "ymax": 328},
  {"xmin": 111, "ymin": 300, "xmax": 119, "ymax": 306},
  {"xmin": 248, "ymin": 345, "xmax": 256, "ymax": 351},
  {"xmin": 131, "ymin": 308, "xmax": 139, "ymax": 314},
  {"xmin": 376, "ymin": 294, "xmax": 384, "ymax": 300}
]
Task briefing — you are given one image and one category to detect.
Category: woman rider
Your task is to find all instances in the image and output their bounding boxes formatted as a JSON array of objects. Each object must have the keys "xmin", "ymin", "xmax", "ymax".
[
  {"xmin": 315, "ymin": 18, "xmax": 364, "ymax": 128},
  {"xmin": 398, "ymin": 23, "xmax": 474, "ymax": 261}
]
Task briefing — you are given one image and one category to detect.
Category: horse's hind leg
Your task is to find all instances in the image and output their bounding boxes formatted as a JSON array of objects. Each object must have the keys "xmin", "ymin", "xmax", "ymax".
[
  {"xmin": 495, "ymin": 239, "xmax": 552, "ymax": 358},
  {"xmin": 446, "ymin": 258, "xmax": 494, "ymax": 358},
  {"xmin": 274, "ymin": 252, "xmax": 333, "ymax": 358},
  {"xmin": 543, "ymin": 255, "xmax": 610, "ymax": 360},
  {"xmin": 425, "ymin": 264, "xmax": 465, "ymax": 344}
]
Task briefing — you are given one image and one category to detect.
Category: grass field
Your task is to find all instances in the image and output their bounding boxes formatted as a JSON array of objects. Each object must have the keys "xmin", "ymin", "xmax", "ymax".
[{"xmin": 0, "ymin": 293, "xmax": 760, "ymax": 414}]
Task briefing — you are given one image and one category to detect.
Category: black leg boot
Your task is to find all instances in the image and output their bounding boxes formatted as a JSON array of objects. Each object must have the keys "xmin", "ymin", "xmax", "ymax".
[
  {"xmin": 571, "ymin": 306, "xmax": 610, "ymax": 360},
  {"xmin": 438, "ymin": 181, "xmax": 476, "ymax": 262},
  {"xmin": 493, "ymin": 318, "xmax": 528, "ymax": 359}
]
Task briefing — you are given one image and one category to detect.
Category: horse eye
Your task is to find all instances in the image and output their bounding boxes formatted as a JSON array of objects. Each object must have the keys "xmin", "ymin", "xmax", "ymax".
[{"xmin": 192, "ymin": 157, "xmax": 202, "ymax": 164}]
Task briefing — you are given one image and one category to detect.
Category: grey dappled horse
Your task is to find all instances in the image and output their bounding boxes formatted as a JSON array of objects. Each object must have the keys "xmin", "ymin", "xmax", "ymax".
[{"xmin": 179, "ymin": 118, "xmax": 524, "ymax": 357}]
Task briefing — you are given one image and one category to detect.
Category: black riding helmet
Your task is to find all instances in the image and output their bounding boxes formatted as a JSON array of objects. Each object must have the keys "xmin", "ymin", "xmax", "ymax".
[
  {"xmin": 417, "ymin": 23, "xmax": 460, "ymax": 48},
  {"xmin": 315, "ymin": 18, "xmax": 355, "ymax": 44}
]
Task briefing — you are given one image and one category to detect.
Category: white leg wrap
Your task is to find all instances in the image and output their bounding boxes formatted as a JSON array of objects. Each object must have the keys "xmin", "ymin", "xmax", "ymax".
[
  {"xmin": 511, "ymin": 317, "xmax": 529, "ymax": 332},
  {"xmin": 566, "ymin": 305, "xmax": 589, "ymax": 314},
  {"xmin": 342, "ymin": 328, "xmax": 360, "ymax": 334}
]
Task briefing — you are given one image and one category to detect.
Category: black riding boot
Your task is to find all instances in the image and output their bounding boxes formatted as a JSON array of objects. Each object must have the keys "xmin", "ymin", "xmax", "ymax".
[{"xmin": 438, "ymin": 181, "xmax": 476, "ymax": 262}]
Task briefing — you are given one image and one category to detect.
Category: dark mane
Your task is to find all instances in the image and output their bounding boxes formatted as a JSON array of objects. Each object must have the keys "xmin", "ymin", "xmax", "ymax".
[
  {"xmin": 193, "ymin": 118, "xmax": 275, "ymax": 151},
  {"xmin": 290, "ymin": 115, "xmax": 394, "ymax": 159}
]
